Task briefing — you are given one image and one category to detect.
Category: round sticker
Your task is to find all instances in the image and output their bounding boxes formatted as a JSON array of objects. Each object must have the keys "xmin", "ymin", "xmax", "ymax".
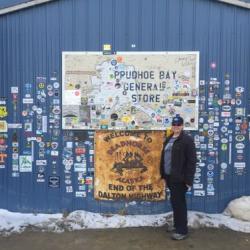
[
  {"xmin": 22, "ymin": 110, "xmax": 28, "ymax": 116},
  {"xmin": 203, "ymin": 124, "xmax": 209, "ymax": 130},
  {"xmin": 53, "ymin": 82, "xmax": 60, "ymax": 89},
  {"xmin": 221, "ymin": 138, "xmax": 228, "ymax": 143},
  {"xmin": 32, "ymin": 105, "xmax": 37, "ymax": 111},
  {"xmin": 235, "ymin": 99, "xmax": 242, "ymax": 105},
  {"xmin": 208, "ymin": 130, "xmax": 214, "ymax": 137},
  {"xmin": 36, "ymin": 108, "xmax": 42, "ymax": 114},
  {"xmin": 207, "ymin": 164, "xmax": 214, "ymax": 170},
  {"xmin": 48, "ymin": 90, "xmax": 54, "ymax": 96},
  {"xmin": 221, "ymin": 163, "xmax": 227, "ymax": 170},
  {"xmin": 47, "ymin": 84, "xmax": 53, "ymax": 91},
  {"xmin": 221, "ymin": 126, "xmax": 227, "ymax": 133},
  {"xmin": 235, "ymin": 135, "xmax": 245, "ymax": 142},
  {"xmin": 75, "ymin": 90, "xmax": 80, "ymax": 96}
]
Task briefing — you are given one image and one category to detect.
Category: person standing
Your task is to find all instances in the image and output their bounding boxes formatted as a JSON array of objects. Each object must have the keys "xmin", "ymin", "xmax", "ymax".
[{"xmin": 160, "ymin": 115, "xmax": 197, "ymax": 240}]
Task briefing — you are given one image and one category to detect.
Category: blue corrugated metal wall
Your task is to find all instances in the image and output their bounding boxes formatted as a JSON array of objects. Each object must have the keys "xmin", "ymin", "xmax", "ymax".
[
  {"xmin": 0, "ymin": 0, "xmax": 249, "ymax": 214},
  {"xmin": 0, "ymin": 0, "xmax": 34, "ymax": 9}
]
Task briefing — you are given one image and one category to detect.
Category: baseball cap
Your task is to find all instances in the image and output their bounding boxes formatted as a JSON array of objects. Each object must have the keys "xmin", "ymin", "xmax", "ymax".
[{"xmin": 171, "ymin": 115, "xmax": 184, "ymax": 126}]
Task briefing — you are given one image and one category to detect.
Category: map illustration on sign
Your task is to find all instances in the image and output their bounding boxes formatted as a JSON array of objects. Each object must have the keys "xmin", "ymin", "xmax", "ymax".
[{"xmin": 62, "ymin": 52, "xmax": 199, "ymax": 130}]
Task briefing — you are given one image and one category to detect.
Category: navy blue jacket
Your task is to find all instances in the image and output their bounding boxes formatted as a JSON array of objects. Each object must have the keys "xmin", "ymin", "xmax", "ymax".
[{"xmin": 160, "ymin": 131, "xmax": 197, "ymax": 186}]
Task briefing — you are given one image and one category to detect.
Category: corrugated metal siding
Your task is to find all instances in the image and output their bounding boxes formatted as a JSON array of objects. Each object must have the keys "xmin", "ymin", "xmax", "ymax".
[
  {"xmin": 0, "ymin": 0, "xmax": 34, "ymax": 9},
  {"xmin": 0, "ymin": 0, "xmax": 249, "ymax": 214}
]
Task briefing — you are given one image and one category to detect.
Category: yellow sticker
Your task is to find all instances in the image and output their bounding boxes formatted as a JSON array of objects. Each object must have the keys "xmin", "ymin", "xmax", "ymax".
[
  {"xmin": 38, "ymin": 82, "xmax": 45, "ymax": 89},
  {"xmin": 0, "ymin": 121, "xmax": 7, "ymax": 132},
  {"xmin": 121, "ymin": 116, "xmax": 132, "ymax": 123},
  {"xmin": 0, "ymin": 107, "xmax": 8, "ymax": 118},
  {"xmin": 103, "ymin": 44, "xmax": 111, "ymax": 51}
]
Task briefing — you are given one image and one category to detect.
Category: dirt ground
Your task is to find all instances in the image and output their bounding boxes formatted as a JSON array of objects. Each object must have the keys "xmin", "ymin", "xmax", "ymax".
[{"xmin": 0, "ymin": 227, "xmax": 249, "ymax": 250}]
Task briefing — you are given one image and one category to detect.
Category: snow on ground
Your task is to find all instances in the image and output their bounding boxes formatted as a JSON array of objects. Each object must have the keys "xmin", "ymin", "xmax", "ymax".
[
  {"xmin": 1, "ymin": 196, "xmax": 250, "ymax": 236},
  {"xmin": 224, "ymin": 196, "xmax": 250, "ymax": 221}
]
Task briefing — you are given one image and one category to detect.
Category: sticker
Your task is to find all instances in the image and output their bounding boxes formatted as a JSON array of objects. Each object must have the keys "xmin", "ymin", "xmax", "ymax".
[
  {"xmin": 11, "ymin": 87, "xmax": 19, "ymax": 93},
  {"xmin": 221, "ymin": 144, "xmax": 227, "ymax": 151},
  {"xmin": 0, "ymin": 153, "xmax": 7, "ymax": 163},
  {"xmin": 19, "ymin": 155, "xmax": 32, "ymax": 172},
  {"xmin": 49, "ymin": 176, "xmax": 60, "ymax": 188},
  {"xmin": 221, "ymin": 126, "xmax": 227, "ymax": 133},
  {"xmin": 207, "ymin": 164, "xmax": 214, "ymax": 170},
  {"xmin": 222, "ymin": 105, "xmax": 231, "ymax": 111},
  {"xmin": 37, "ymin": 173, "xmax": 45, "ymax": 182},
  {"xmin": 0, "ymin": 106, "xmax": 8, "ymax": 118},
  {"xmin": 36, "ymin": 108, "xmax": 43, "ymax": 115},
  {"xmin": 36, "ymin": 160, "xmax": 47, "ymax": 166},
  {"xmin": 235, "ymin": 135, "xmax": 245, "ymax": 142},
  {"xmin": 53, "ymin": 82, "xmax": 60, "ymax": 89},
  {"xmin": 207, "ymin": 171, "xmax": 214, "ymax": 177},
  {"xmin": 12, "ymin": 164, "xmax": 19, "ymax": 171},
  {"xmin": 0, "ymin": 121, "xmax": 8, "ymax": 132},
  {"xmin": 75, "ymin": 191, "xmax": 86, "ymax": 198},
  {"xmin": 193, "ymin": 184, "xmax": 203, "ymax": 189},
  {"xmin": 51, "ymin": 150, "xmax": 59, "ymax": 156},
  {"xmin": 235, "ymin": 108, "xmax": 245, "ymax": 116},
  {"xmin": 234, "ymin": 162, "xmax": 246, "ymax": 169},
  {"xmin": 235, "ymin": 143, "xmax": 245, "ymax": 149},
  {"xmin": 207, "ymin": 130, "xmax": 214, "ymax": 137},
  {"xmin": 235, "ymin": 86, "xmax": 244, "ymax": 93},
  {"xmin": 221, "ymin": 163, "xmax": 227, "ymax": 170},
  {"xmin": 24, "ymin": 122, "xmax": 32, "ymax": 132},
  {"xmin": 66, "ymin": 186, "xmax": 73, "ymax": 193},
  {"xmin": 8, "ymin": 123, "xmax": 22, "ymax": 129},
  {"xmin": 193, "ymin": 190, "xmax": 205, "ymax": 196},
  {"xmin": 42, "ymin": 116, "xmax": 47, "ymax": 133},
  {"xmin": 47, "ymin": 84, "xmax": 53, "ymax": 91},
  {"xmin": 23, "ymin": 98, "xmax": 34, "ymax": 104},
  {"xmin": 193, "ymin": 177, "xmax": 201, "ymax": 183},
  {"xmin": 74, "ymin": 163, "xmax": 87, "ymax": 172},
  {"xmin": 221, "ymin": 112, "xmax": 231, "ymax": 117},
  {"xmin": 221, "ymin": 138, "xmax": 228, "ymax": 143}
]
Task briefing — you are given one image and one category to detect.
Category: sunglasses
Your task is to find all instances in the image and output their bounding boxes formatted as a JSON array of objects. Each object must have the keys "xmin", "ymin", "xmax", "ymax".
[{"xmin": 172, "ymin": 123, "xmax": 183, "ymax": 126}]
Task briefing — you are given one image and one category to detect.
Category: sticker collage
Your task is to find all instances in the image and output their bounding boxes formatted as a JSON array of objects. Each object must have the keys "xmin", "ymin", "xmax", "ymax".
[{"xmin": 0, "ymin": 74, "xmax": 248, "ymax": 199}]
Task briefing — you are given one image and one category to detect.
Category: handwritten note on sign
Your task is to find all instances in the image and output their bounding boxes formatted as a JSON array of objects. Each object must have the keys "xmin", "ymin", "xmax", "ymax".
[{"xmin": 94, "ymin": 131, "xmax": 166, "ymax": 201}]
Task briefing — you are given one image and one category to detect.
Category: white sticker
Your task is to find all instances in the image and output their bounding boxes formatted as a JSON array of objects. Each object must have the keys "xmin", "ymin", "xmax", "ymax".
[
  {"xmin": 75, "ymin": 191, "xmax": 86, "ymax": 198},
  {"xmin": 221, "ymin": 138, "xmax": 228, "ymax": 143},
  {"xmin": 193, "ymin": 184, "xmax": 203, "ymax": 189},
  {"xmin": 23, "ymin": 98, "xmax": 34, "ymax": 104},
  {"xmin": 221, "ymin": 163, "xmax": 227, "ymax": 170},
  {"xmin": 235, "ymin": 143, "xmax": 245, "ymax": 149},
  {"xmin": 8, "ymin": 123, "xmax": 22, "ymax": 129},
  {"xmin": 51, "ymin": 150, "xmax": 59, "ymax": 156},
  {"xmin": 19, "ymin": 155, "xmax": 32, "ymax": 172},
  {"xmin": 193, "ymin": 190, "xmax": 205, "ymax": 196},
  {"xmin": 74, "ymin": 163, "xmax": 86, "ymax": 172},
  {"xmin": 66, "ymin": 142, "xmax": 73, "ymax": 148},
  {"xmin": 11, "ymin": 87, "xmax": 19, "ymax": 93},
  {"xmin": 63, "ymin": 90, "xmax": 81, "ymax": 105},
  {"xmin": 234, "ymin": 162, "xmax": 246, "ymax": 168},
  {"xmin": 36, "ymin": 160, "xmax": 47, "ymax": 166},
  {"xmin": 221, "ymin": 112, "xmax": 231, "ymax": 117},
  {"xmin": 42, "ymin": 116, "xmax": 47, "ymax": 133}
]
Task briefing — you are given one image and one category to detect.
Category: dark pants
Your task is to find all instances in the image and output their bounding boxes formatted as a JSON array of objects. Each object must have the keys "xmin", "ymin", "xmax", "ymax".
[{"xmin": 166, "ymin": 175, "xmax": 188, "ymax": 234}]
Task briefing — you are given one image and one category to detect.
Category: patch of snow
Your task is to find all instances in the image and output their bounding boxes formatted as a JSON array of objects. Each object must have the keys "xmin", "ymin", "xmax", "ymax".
[
  {"xmin": 0, "ymin": 209, "xmax": 62, "ymax": 235},
  {"xmin": 1, "ymin": 196, "xmax": 250, "ymax": 236},
  {"xmin": 224, "ymin": 196, "xmax": 250, "ymax": 221}
]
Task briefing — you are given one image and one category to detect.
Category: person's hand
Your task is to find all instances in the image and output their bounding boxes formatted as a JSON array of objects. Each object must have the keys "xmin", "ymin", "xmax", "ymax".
[{"xmin": 185, "ymin": 184, "xmax": 191, "ymax": 190}]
